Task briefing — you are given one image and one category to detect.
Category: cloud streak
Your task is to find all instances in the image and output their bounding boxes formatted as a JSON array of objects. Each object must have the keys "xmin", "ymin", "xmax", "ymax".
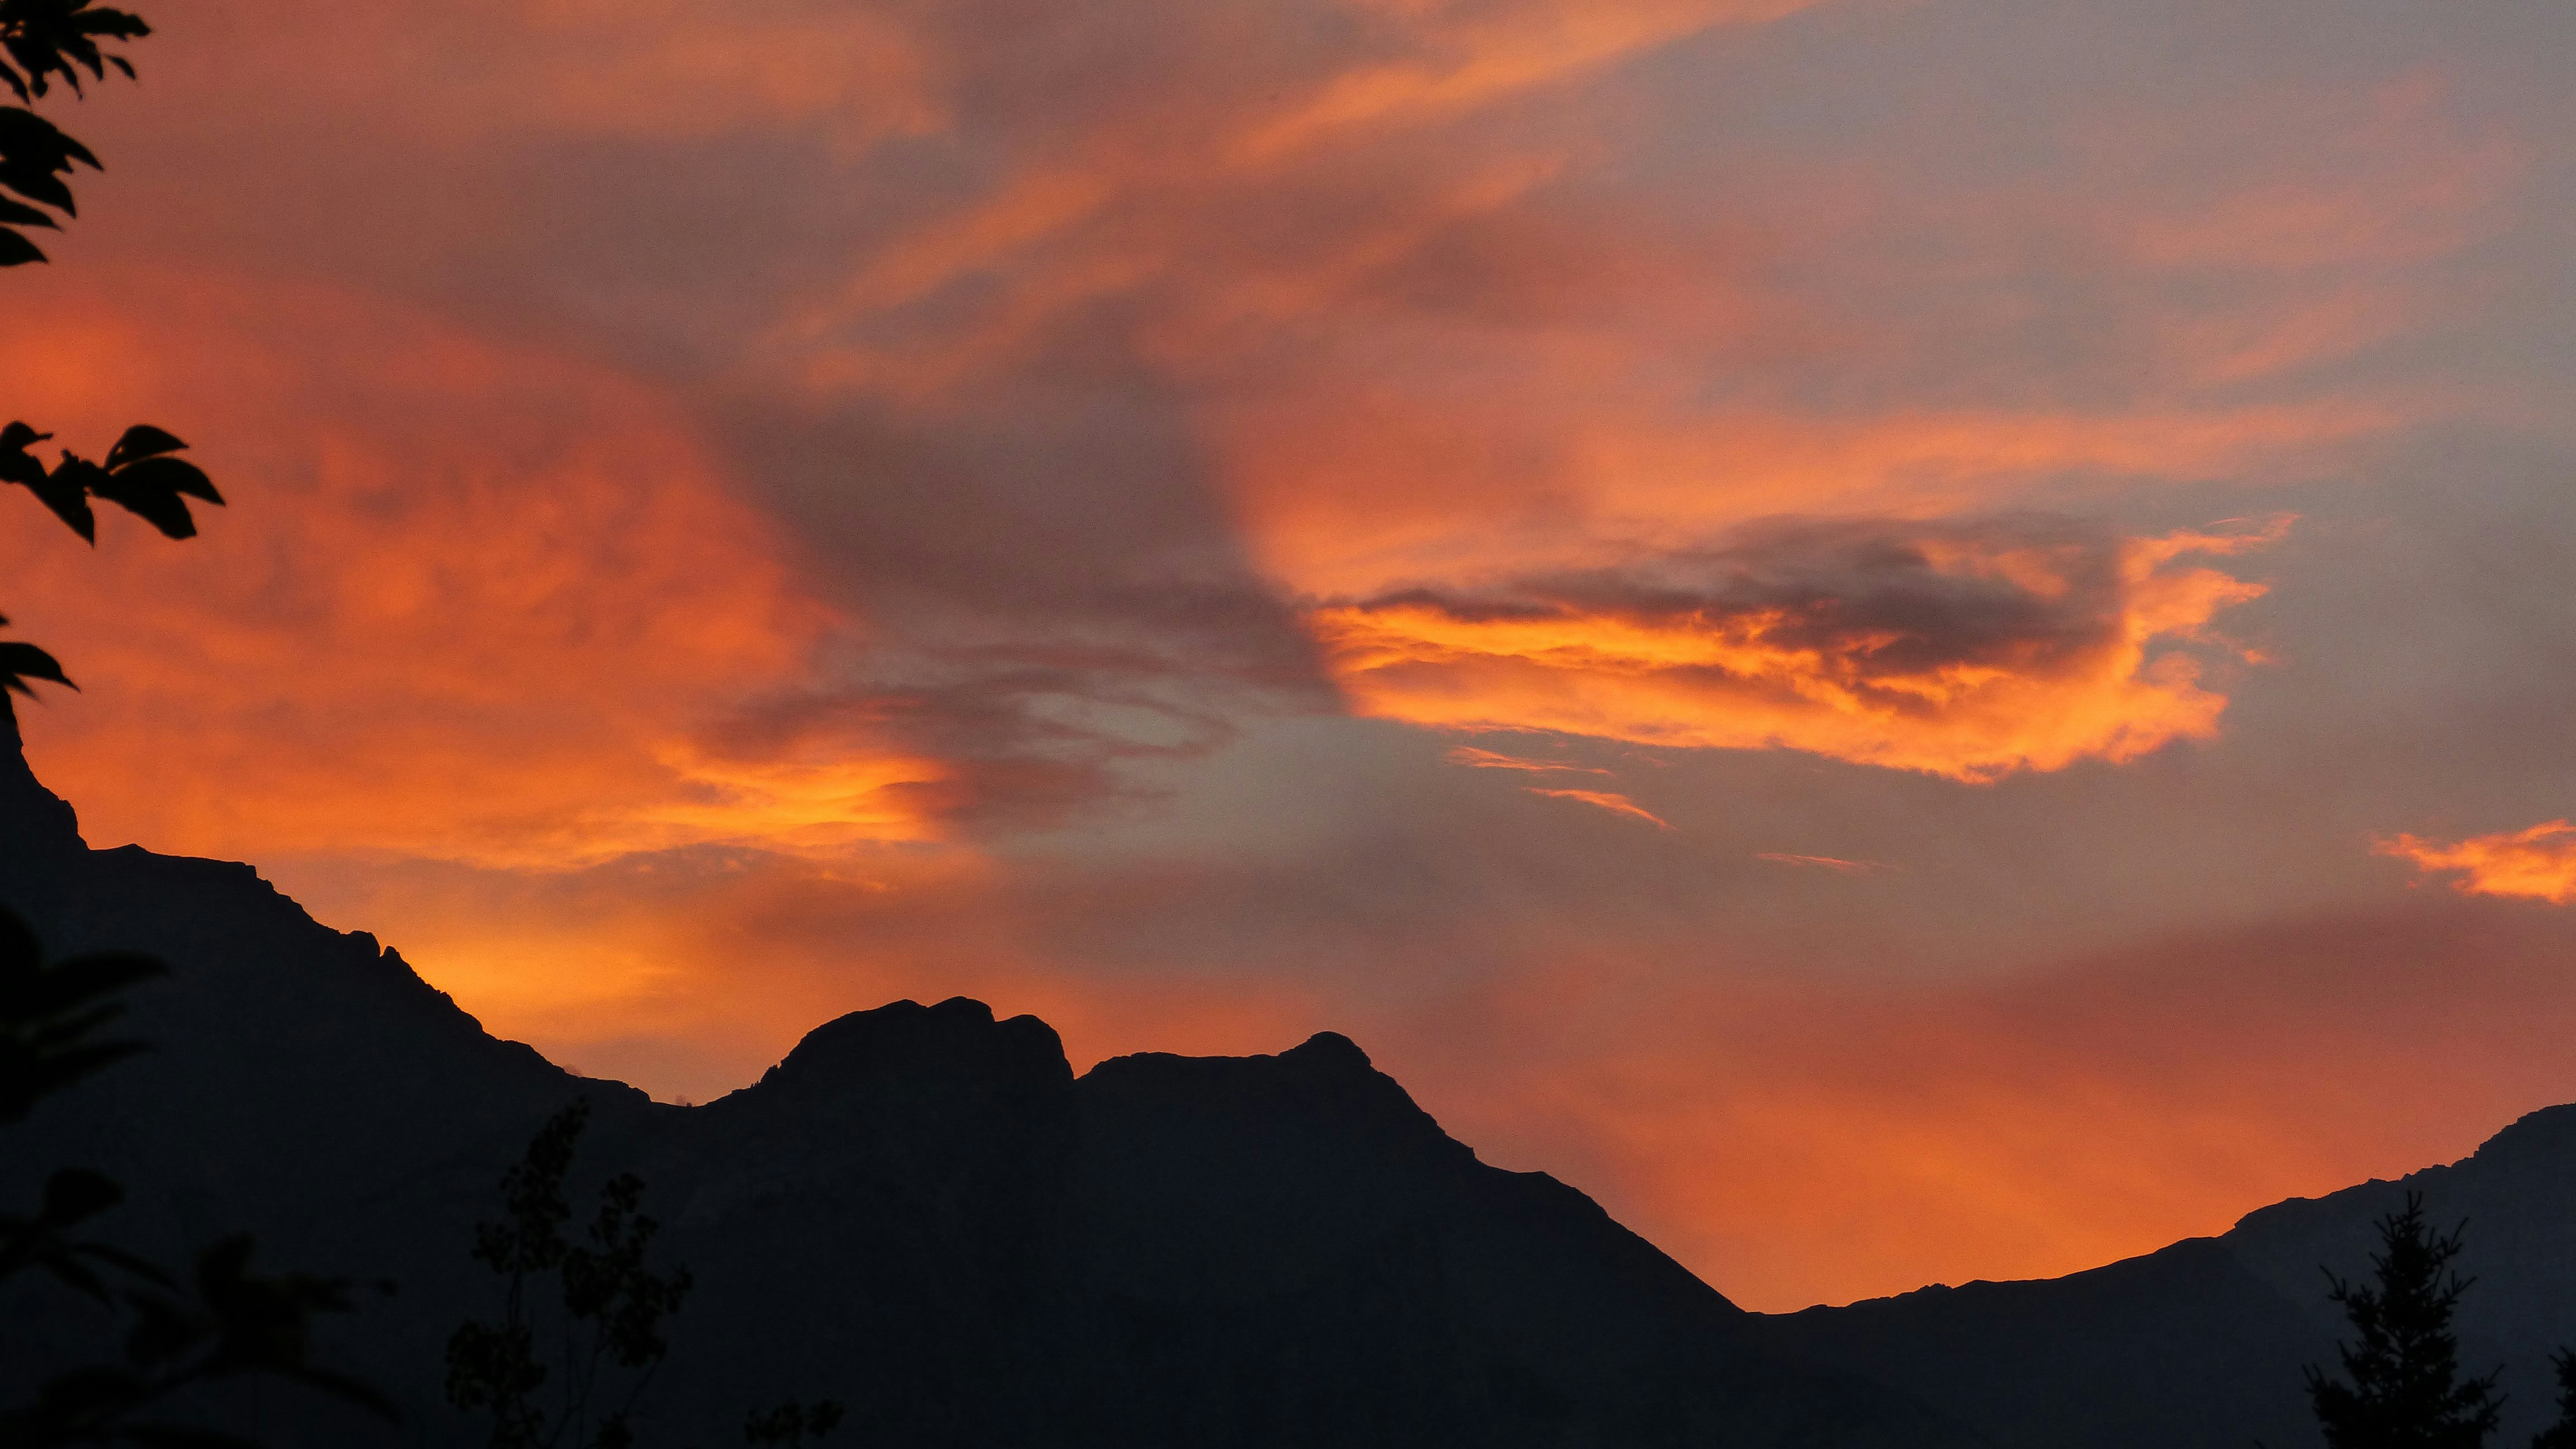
[
  {"xmin": 1756, "ymin": 853, "xmax": 1893, "ymax": 874},
  {"xmin": 1526, "ymin": 787, "xmax": 1673, "ymax": 829}
]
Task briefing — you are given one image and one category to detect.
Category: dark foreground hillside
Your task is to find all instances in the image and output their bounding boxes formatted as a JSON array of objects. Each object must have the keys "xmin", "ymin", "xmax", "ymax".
[
  {"xmin": 0, "ymin": 724, "xmax": 1971, "ymax": 1447},
  {"xmin": 1749, "ymin": 1099, "xmax": 2576, "ymax": 1447}
]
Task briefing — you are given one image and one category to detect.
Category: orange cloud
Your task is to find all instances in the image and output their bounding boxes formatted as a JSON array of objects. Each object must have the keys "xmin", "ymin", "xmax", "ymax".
[
  {"xmin": 171, "ymin": 0, "xmax": 944, "ymax": 151},
  {"xmin": 1232, "ymin": 0, "xmax": 1807, "ymax": 164},
  {"xmin": 1230, "ymin": 402, "xmax": 2377, "ymax": 603},
  {"xmin": 1525, "ymin": 787, "xmax": 1672, "ymax": 829},
  {"xmin": 1310, "ymin": 517, "xmax": 2285, "ymax": 781},
  {"xmin": 2376, "ymin": 820, "xmax": 2576, "ymax": 905},
  {"xmin": 1445, "ymin": 745, "xmax": 1611, "ymax": 775},
  {"xmin": 1, "ymin": 267, "xmax": 944, "ymax": 868}
]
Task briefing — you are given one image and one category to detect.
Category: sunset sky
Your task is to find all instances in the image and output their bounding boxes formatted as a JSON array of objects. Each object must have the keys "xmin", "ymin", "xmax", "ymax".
[{"xmin": 7, "ymin": 0, "xmax": 2576, "ymax": 1313}]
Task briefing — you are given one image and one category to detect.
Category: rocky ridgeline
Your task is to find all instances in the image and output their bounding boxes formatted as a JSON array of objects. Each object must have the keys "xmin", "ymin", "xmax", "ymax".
[{"xmin": 10, "ymin": 719, "xmax": 2576, "ymax": 1447}]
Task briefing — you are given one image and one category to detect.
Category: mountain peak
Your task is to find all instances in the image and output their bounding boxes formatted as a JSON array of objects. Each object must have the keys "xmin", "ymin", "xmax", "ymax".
[
  {"xmin": 1, "ymin": 716, "xmax": 88, "ymax": 924},
  {"xmin": 2461, "ymin": 1100, "xmax": 2576, "ymax": 1168},
  {"xmin": 750, "ymin": 995, "xmax": 1074, "ymax": 1104},
  {"xmin": 1284, "ymin": 1029, "xmax": 1372, "ymax": 1070}
]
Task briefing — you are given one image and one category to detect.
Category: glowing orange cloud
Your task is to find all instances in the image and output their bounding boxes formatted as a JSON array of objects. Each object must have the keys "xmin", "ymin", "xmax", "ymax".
[
  {"xmin": 1310, "ymin": 518, "xmax": 2285, "ymax": 781},
  {"xmin": 2376, "ymin": 821, "xmax": 2576, "ymax": 905},
  {"xmin": 0, "ymin": 269, "xmax": 945, "ymax": 868}
]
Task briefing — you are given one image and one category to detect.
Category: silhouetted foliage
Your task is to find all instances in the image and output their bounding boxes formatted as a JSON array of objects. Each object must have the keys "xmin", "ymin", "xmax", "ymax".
[
  {"xmin": 0, "ymin": 11, "xmax": 322, "ymax": 1415},
  {"xmin": 1, "ymin": 0, "xmax": 148, "ymax": 257},
  {"xmin": 0, "ymin": 902, "xmax": 159, "ymax": 1125},
  {"xmin": 2303, "ymin": 1192, "xmax": 2503, "ymax": 1448},
  {"xmin": 2531, "ymin": 1351, "xmax": 2576, "ymax": 1448},
  {"xmin": 5, "ymin": 420, "xmax": 222, "ymax": 544},
  {"xmin": 449, "ymin": 1100, "xmax": 698, "ymax": 1449},
  {"xmin": 0, "ymin": 907, "xmax": 393, "ymax": 1446},
  {"xmin": 450, "ymin": 1100, "xmax": 843, "ymax": 1449},
  {"xmin": 1, "ymin": 0, "xmax": 221, "ymax": 713},
  {"xmin": 743, "ymin": 1400, "xmax": 845, "ymax": 1447}
]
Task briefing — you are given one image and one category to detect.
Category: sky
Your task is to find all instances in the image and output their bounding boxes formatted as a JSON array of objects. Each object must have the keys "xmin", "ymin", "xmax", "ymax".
[{"xmin": 5, "ymin": 0, "xmax": 2576, "ymax": 1312}]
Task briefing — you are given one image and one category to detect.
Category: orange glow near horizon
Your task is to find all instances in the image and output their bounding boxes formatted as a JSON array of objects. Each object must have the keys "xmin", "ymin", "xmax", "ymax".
[{"xmin": 2378, "ymin": 821, "xmax": 2576, "ymax": 905}]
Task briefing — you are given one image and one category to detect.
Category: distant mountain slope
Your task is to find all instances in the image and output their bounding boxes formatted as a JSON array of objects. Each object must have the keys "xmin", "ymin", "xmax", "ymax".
[
  {"xmin": 1753, "ymin": 1095, "xmax": 2576, "ymax": 1447},
  {"xmin": 0, "ymin": 724, "xmax": 1972, "ymax": 1447}
]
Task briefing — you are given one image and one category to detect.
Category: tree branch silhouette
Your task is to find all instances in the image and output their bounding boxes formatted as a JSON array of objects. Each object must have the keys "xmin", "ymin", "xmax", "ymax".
[{"xmin": 1, "ymin": 0, "xmax": 221, "ymax": 716}]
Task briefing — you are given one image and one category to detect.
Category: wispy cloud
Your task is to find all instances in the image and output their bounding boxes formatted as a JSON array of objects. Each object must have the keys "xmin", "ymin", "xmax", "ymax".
[
  {"xmin": 1445, "ymin": 745, "xmax": 1613, "ymax": 776},
  {"xmin": 1756, "ymin": 853, "xmax": 1896, "ymax": 874},
  {"xmin": 1526, "ymin": 787, "xmax": 1673, "ymax": 829}
]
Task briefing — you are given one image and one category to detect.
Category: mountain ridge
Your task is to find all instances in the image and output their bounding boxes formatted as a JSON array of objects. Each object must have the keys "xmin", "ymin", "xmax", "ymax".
[
  {"xmin": 10, "ymin": 722, "xmax": 2576, "ymax": 1446},
  {"xmin": 0, "ymin": 722, "xmax": 1971, "ymax": 1446},
  {"xmin": 1746, "ymin": 1097, "xmax": 2576, "ymax": 1446}
]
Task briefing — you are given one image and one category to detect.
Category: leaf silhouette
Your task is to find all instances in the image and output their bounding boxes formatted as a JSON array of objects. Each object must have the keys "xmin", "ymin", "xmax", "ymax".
[
  {"xmin": 0, "ymin": 104, "xmax": 98, "ymax": 215},
  {"xmin": 0, "ymin": 0, "xmax": 149, "ymax": 101},
  {"xmin": 1, "ymin": 422, "xmax": 220, "ymax": 542},
  {"xmin": 26, "ymin": 472, "xmax": 94, "ymax": 538},
  {"xmin": 101, "ymin": 423, "xmax": 185, "ymax": 470},
  {"xmin": 41, "ymin": 1167, "xmax": 121, "ymax": 1225},
  {"xmin": 81, "ymin": 456, "xmax": 192, "ymax": 537},
  {"xmin": 111, "ymin": 452, "xmax": 220, "ymax": 504},
  {"xmin": 0, "ymin": 639, "xmax": 75, "ymax": 697},
  {"xmin": 2, "ymin": 424, "xmax": 97, "ymax": 538}
]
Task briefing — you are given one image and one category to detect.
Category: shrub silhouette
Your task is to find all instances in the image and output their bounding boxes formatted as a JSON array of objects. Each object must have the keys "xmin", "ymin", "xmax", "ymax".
[
  {"xmin": 450, "ymin": 1099, "xmax": 843, "ymax": 1449},
  {"xmin": 2531, "ymin": 1352, "xmax": 2576, "ymax": 1448},
  {"xmin": 742, "ymin": 1400, "xmax": 845, "ymax": 1447},
  {"xmin": 2302, "ymin": 1191, "xmax": 2503, "ymax": 1448}
]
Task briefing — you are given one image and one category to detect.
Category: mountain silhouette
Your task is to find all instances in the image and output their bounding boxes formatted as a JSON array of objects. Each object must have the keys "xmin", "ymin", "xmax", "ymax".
[
  {"xmin": 0, "ymin": 720, "xmax": 1972, "ymax": 1446},
  {"xmin": 14, "ymin": 719, "xmax": 2576, "ymax": 1446},
  {"xmin": 1751, "ymin": 1101, "xmax": 2576, "ymax": 1446}
]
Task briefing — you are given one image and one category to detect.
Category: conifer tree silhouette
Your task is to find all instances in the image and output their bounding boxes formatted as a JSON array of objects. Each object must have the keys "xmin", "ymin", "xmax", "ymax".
[
  {"xmin": 2530, "ymin": 1351, "xmax": 2576, "ymax": 1448},
  {"xmin": 2303, "ymin": 1191, "xmax": 2503, "ymax": 1448}
]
